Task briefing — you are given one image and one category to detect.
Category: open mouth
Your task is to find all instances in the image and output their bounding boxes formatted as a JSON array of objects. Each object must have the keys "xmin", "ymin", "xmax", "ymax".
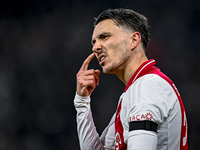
[
  {"xmin": 100, "ymin": 56, "xmax": 106, "ymax": 62},
  {"xmin": 99, "ymin": 55, "xmax": 106, "ymax": 65}
]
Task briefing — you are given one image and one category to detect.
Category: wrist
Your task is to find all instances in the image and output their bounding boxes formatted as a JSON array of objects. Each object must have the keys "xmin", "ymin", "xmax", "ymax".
[{"xmin": 74, "ymin": 92, "xmax": 91, "ymax": 103}]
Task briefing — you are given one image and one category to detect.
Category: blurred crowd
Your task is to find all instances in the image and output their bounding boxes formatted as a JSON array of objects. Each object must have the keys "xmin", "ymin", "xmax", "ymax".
[{"xmin": 0, "ymin": 0, "xmax": 200, "ymax": 149}]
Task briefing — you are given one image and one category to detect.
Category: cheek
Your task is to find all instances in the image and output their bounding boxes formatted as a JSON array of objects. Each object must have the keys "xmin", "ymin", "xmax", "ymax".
[
  {"xmin": 107, "ymin": 41, "xmax": 123, "ymax": 53},
  {"xmin": 111, "ymin": 41, "xmax": 129, "ymax": 56},
  {"xmin": 105, "ymin": 37, "xmax": 130, "ymax": 58}
]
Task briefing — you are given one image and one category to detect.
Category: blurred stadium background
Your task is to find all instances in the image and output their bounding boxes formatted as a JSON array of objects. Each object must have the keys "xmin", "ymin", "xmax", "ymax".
[{"xmin": 0, "ymin": 0, "xmax": 199, "ymax": 149}]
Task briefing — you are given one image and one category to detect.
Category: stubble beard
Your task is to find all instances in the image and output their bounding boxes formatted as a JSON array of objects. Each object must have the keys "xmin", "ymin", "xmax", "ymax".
[
  {"xmin": 102, "ymin": 63, "xmax": 116, "ymax": 74},
  {"xmin": 102, "ymin": 48, "xmax": 130, "ymax": 75}
]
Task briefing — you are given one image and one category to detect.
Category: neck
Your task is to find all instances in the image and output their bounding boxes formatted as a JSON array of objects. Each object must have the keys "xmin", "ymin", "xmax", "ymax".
[{"xmin": 117, "ymin": 52, "xmax": 148, "ymax": 85}]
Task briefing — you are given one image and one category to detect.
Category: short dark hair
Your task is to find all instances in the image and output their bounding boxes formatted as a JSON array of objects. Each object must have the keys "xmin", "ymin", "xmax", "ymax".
[{"xmin": 94, "ymin": 8, "xmax": 149, "ymax": 50}]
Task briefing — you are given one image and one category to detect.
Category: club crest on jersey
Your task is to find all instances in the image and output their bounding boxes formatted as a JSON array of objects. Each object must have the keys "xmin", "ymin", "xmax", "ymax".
[{"xmin": 129, "ymin": 112, "xmax": 153, "ymax": 122}]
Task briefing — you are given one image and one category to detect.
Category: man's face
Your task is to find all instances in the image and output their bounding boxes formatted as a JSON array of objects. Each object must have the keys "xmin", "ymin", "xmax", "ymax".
[{"xmin": 92, "ymin": 19, "xmax": 133, "ymax": 74}]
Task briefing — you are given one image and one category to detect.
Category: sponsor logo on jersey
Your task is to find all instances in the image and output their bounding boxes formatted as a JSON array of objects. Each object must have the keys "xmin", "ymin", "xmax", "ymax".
[{"xmin": 128, "ymin": 112, "xmax": 153, "ymax": 122}]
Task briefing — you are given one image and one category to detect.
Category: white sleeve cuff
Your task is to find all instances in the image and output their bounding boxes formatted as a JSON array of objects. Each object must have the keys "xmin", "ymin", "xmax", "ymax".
[{"xmin": 74, "ymin": 93, "xmax": 91, "ymax": 103}]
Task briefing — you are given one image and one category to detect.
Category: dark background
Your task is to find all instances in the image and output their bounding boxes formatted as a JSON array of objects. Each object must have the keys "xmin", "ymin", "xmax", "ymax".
[{"xmin": 0, "ymin": 0, "xmax": 199, "ymax": 149}]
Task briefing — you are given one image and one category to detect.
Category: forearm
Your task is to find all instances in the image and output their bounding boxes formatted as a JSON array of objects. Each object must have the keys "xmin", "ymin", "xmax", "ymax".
[{"xmin": 74, "ymin": 93, "xmax": 104, "ymax": 150}]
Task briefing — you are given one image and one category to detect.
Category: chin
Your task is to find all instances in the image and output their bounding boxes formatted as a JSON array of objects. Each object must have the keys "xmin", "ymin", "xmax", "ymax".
[
  {"xmin": 102, "ymin": 67, "xmax": 115, "ymax": 74},
  {"xmin": 103, "ymin": 70, "xmax": 111, "ymax": 74}
]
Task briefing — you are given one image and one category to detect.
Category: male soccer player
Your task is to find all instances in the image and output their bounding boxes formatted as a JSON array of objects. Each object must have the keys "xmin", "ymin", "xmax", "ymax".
[{"xmin": 74, "ymin": 8, "xmax": 188, "ymax": 150}]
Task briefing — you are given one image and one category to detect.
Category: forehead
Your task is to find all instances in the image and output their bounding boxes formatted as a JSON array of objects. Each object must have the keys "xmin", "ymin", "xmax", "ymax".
[{"xmin": 92, "ymin": 19, "xmax": 121, "ymax": 38}]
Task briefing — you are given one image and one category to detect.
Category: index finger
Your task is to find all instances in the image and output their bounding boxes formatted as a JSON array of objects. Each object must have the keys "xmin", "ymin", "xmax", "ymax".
[{"xmin": 80, "ymin": 53, "xmax": 95, "ymax": 71}]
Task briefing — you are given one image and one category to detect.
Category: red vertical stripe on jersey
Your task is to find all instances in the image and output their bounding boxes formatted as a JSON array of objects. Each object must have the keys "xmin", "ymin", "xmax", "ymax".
[
  {"xmin": 115, "ymin": 99, "xmax": 127, "ymax": 150},
  {"xmin": 154, "ymin": 69, "xmax": 188, "ymax": 150}
]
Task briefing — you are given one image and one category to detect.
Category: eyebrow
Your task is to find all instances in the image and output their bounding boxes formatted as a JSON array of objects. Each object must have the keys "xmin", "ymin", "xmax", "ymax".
[{"xmin": 91, "ymin": 31, "xmax": 111, "ymax": 45}]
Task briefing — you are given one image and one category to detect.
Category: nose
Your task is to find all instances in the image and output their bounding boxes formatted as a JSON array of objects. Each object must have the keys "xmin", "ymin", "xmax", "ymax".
[{"xmin": 92, "ymin": 41, "xmax": 102, "ymax": 53}]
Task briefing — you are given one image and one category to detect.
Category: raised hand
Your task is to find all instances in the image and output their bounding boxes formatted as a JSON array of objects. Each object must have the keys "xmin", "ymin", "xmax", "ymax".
[{"xmin": 76, "ymin": 53, "xmax": 100, "ymax": 97}]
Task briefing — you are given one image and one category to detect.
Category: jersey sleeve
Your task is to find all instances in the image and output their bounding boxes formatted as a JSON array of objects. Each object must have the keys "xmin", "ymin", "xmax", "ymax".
[
  {"xmin": 74, "ymin": 93, "xmax": 115, "ymax": 150},
  {"xmin": 128, "ymin": 130, "xmax": 157, "ymax": 150},
  {"xmin": 127, "ymin": 75, "xmax": 175, "ymax": 126},
  {"xmin": 126, "ymin": 75, "xmax": 177, "ymax": 149}
]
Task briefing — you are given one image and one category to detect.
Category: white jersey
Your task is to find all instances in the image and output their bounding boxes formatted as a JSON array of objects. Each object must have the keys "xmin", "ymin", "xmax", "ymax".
[{"xmin": 74, "ymin": 59, "xmax": 188, "ymax": 150}]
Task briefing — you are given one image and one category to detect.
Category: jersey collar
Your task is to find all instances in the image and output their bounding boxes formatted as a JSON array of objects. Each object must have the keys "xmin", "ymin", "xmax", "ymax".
[{"xmin": 124, "ymin": 59, "xmax": 156, "ymax": 92}]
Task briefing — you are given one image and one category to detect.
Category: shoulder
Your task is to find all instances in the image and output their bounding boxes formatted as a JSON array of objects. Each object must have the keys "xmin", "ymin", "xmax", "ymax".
[
  {"xmin": 124, "ymin": 73, "xmax": 177, "ymax": 106},
  {"xmin": 121, "ymin": 74, "xmax": 178, "ymax": 124},
  {"xmin": 129, "ymin": 74, "xmax": 172, "ymax": 94}
]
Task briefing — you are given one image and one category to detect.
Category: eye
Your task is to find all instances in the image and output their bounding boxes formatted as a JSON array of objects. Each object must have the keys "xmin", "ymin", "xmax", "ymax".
[
  {"xmin": 91, "ymin": 39, "xmax": 96, "ymax": 46},
  {"xmin": 100, "ymin": 34, "xmax": 110, "ymax": 40}
]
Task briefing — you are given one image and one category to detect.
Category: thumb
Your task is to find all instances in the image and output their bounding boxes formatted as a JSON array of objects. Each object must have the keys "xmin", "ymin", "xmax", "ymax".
[{"xmin": 95, "ymin": 69, "xmax": 100, "ymax": 75}]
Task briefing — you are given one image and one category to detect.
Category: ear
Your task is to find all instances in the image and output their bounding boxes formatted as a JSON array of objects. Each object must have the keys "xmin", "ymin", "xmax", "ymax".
[{"xmin": 131, "ymin": 32, "xmax": 141, "ymax": 50}]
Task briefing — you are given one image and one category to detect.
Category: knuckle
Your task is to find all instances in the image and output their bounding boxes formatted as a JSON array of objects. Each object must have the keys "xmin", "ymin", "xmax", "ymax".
[
  {"xmin": 76, "ymin": 72, "xmax": 80, "ymax": 77},
  {"xmin": 91, "ymin": 77, "xmax": 95, "ymax": 81},
  {"xmin": 76, "ymin": 71, "xmax": 82, "ymax": 76},
  {"xmin": 78, "ymin": 79, "xmax": 85, "ymax": 86},
  {"xmin": 89, "ymin": 69, "xmax": 95, "ymax": 73},
  {"xmin": 79, "ymin": 79, "xmax": 84, "ymax": 84},
  {"xmin": 76, "ymin": 74, "xmax": 83, "ymax": 82},
  {"xmin": 77, "ymin": 70, "xmax": 84, "ymax": 76}
]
